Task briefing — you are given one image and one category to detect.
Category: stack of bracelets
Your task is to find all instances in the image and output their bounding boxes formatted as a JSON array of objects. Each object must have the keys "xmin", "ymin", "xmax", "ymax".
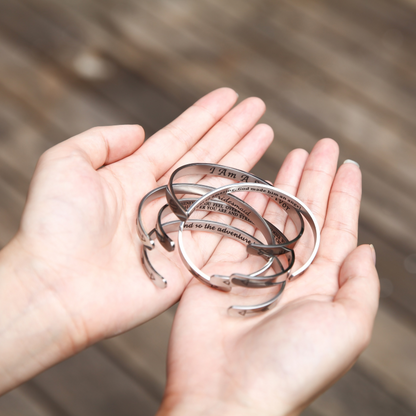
[{"xmin": 137, "ymin": 163, "xmax": 320, "ymax": 317}]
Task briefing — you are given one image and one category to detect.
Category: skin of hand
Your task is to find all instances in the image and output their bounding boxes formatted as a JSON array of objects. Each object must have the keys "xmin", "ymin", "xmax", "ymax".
[
  {"xmin": 156, "ymin": 140, "xmax": 380, "ymax": 416},
  {"xmin": 0, "ymin": 88, "xmax": 276, "ymax": 393}
]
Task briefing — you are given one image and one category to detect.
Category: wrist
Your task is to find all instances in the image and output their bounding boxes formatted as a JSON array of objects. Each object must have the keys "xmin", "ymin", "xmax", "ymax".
[
  {"xmin": 156, "ymin": 396, "xmax": 259, "ymax": 416},
  {"xmin": 0, "ymin": 237, "xmax": 87, "ymax": 393},
  {"xmin": 156, "ymin": 394, "xmax": 301, "ymax": 416}
]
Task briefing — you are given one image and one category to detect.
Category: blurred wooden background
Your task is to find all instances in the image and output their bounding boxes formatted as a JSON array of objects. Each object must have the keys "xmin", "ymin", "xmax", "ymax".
[{"xmin": 1, "ymin": 0, "xmax": 416, "ymax": 414}]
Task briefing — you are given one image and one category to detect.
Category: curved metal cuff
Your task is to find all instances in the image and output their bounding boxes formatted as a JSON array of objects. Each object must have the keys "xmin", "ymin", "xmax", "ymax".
[
  {"xmin": 165, "ymin": 163, "xmax": 305, "ymax": 251},
  {"xmin": 181, "ymin": 182, "xmax": 320, "ymax": 280},
  {"xmin": 143, "ymin": 219, "xmax": 282, "ymax": 291}
]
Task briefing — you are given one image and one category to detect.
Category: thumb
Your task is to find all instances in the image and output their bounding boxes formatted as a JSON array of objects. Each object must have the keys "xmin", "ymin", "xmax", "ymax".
[
  {"xmin": 44, "ymin": 125, "xmax": 145, "ymax": 170},
  {"xmin": 334, "ymin": 244, "xmax": 380, "ymax": 347}
]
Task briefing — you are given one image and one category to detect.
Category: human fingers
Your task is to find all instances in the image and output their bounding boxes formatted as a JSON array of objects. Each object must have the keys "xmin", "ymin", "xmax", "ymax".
[
  {"xmin": 134, "ymin": 88, "xmax": 238, "ymax": 180},
  {"xmin": 296, "ymin": 139, "xmax": 339, "ymax": 228},
  {"xmin": 200, "ymin": 124, "xmax": 275, "ymax": 262},
  {"xmin": 260, "ymin": 148, "xmax": 309, "ymax": 234},
  {"xmin": 195, "ymin": 141, "xmax": 306, "ymax": 271},
  {"xmin": 42, "ymin": 125, "xmax": 145, "ymax": 170},
  {"xmin": 284, "ymin": 139, "xmax": 338, "ymax": 265},
  {"xmin": 156, "ymin": 97, "xmax": 267, "ymax": 186},
  {"xmin": 23, "ymin": 125, "xmax": 145, "ymax": 232},
  {"xmin": 207, "ymin": 143, "xmax": 305, "ymax": 262},
  {"xmin": 334, "ymin": 244, "xmax": 379, "ymax": 347},
  {"xmin": 189, "ymin": 122, "xmax": 273, "ymax": 227},
  {"xmin": 316, "ymin": 160, "xmax": 362, "ymax": 267},
  {"xmin": 133, "ymin": 122, "xmax": 273, "ymax": 273},
  {"xmin": 216, "ymin": 123, "xmax": 274, "ymax": 171},
  {"xmin": 206, "ymin": 148, "xmax": 308, "ymax": 294},
  {"xmin": 196, "ymin": 122, "xmax": 274, "ymax": 216}
]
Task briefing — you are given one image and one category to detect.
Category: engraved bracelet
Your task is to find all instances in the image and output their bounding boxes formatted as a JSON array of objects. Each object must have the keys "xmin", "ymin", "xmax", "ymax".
[
  {"xmin": 143, "ymin": 219, "xmax": 289, "ymax": 291},
  {"xmin": 156, "ymin": 200, "xmax": 294, "ymax": 289},
  {"xmin": 138, "ymin": 184, "xmax": 292, "ymax": 287},
  {"xmin": 176, "ymin": 220, "xmax": 286, "ymax": 316},
  {"xmin": 178, "ymin": 183, "xmax": 320, "ymax": 316},
  {"xmin": 165, "ymin": 163, "xmax": 305, "ymax": 252},
  {"xmin": 143, "ymin": 196, "xmax": 286, "ymax": 290},
  {"xmin": 138, "ymin": 182, "xmax": 283, "ymax": 252},
  {"xmin": 178, "ymin": 182, "xmax": 320, "ymax": 280}
]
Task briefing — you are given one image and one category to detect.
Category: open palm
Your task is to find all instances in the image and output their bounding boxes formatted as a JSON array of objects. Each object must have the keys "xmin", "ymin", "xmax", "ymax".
[
  {"xmin": 11, "ymin": 88, "xmax": 274, "ymax": 355},
  {"xmin": 158, "ymin": 140, "xmax": 379, "ymax": 416}
]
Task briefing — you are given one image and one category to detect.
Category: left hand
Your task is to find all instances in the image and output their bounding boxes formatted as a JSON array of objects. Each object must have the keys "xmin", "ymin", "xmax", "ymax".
[{"xmin": 0, "ymin": 88, "xmax": 274, "ymax": 391}]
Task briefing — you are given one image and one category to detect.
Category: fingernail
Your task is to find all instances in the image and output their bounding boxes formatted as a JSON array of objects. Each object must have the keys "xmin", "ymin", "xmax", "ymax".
[
  {"xmin": 343, "ymin": 159, "xmax": 360, "ymax": 168},
  {"xmin": 369, "ymin": 244, "xmax": 376, "ymax": 265}
]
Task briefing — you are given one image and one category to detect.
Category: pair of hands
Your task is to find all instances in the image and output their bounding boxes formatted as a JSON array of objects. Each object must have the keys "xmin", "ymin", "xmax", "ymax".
[{"xmin": 0, "ymin": 88, "xmax": 379, "ymax": 415}]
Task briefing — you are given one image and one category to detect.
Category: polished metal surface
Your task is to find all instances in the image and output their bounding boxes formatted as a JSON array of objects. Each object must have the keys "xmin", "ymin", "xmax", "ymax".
[
  {"xmin": 142, "ymin": 219, "xmax": 279, "ymax": 291},
  {"xmin": 227, "ymin": 280, "xmax": 286, "ymax": 317},
  {"xmin": 138, "ymin": 163, "xmax": 320, "ymax": 316},
  {"xmin": 182, "ymin": 182, "xmax": 320, "ymax": 280},
  {"xmin": 139, "ymin": 184, "xmax": 285, "ymax": 289},
  {"xmin": 148, "ymin": 198, "xmax": 293, "ymax": 289},
  {"xmin": 166, "ymin": 163, "xmax": 305, "ymax": 252},
  {"xmin": 137, "ymin": 183, "xmax": 220, "ymax": 250},
  {"xmin": 156, "ymin": 199, "xmax": 294, "ymax": 288}
]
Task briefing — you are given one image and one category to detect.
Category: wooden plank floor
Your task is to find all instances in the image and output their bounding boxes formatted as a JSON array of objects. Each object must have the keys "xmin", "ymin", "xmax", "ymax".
[{"xmin": 1, "ymin": 0, "xmax": 416, "ymax": 414}]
